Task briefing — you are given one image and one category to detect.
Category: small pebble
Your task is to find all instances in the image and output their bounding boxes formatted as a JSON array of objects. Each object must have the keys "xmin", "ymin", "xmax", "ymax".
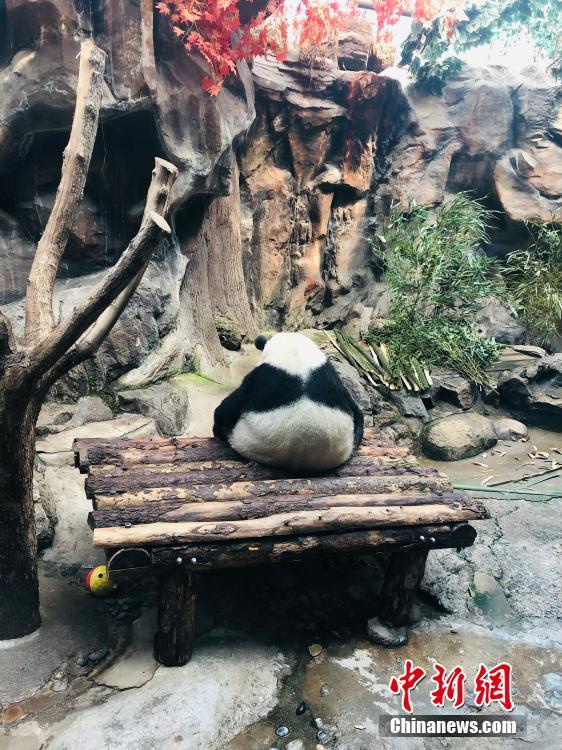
[
  {"xmin": 316, "ymin": 730, "xmax": 329, "ymax": 743},
  {"xmin": 51, "ymin": 678, "xmax": 68, "ymax": 693},
  {"xmin": 320, "ymin": 685, "xmax": 330, "ymax": 696},
  {"xmin": 75, "ymin": 655, "xmax": 88, "ymax": 667},
  {"xmin": 313, "ymin": 717, "xmax": 324, "ymax": 729},
  {"xmin": 88, "ymin": 647, "xmax": 109, "ymax": 663},
  {"xmin": 315, "ymin": 746, "xmax": 325, "ymax": 750},
  {"xmin": 295, "ymin": 701, "xmax": 307, "ymax": 715},
  {"xmin": 275, "ymin": 726, "xmax": 289, "ymax": 738},
  {"xmin": 286, "ymin": 741, "xmax": 304, "ymax": 750},
  {"xmin": 308, "ymin": 643, "xmax": 323, "ymax": 657},
  {"xmin": 354, "ymin": 724, "xmax": 366, "ymax": 730}
]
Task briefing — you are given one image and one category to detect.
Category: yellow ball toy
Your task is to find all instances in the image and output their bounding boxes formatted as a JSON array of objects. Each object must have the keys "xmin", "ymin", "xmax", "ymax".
[{"xmin": 86, "ymin": 565, "xmax": 113, "ymax": 596}]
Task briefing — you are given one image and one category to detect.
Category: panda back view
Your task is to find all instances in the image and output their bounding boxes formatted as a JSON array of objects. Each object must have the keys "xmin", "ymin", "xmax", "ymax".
[{"xmin": 213, "ymin": 332, "xmax": 364, "ymax": 472}]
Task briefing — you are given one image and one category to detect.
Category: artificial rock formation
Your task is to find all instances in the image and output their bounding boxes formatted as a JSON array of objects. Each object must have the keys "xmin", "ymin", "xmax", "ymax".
[
  {"xmin": 0, "ymin": 0, "xmax": 256, "ymax": 389},
  {"xmin": 1, "ymin": 3, "xmax": 561, "ymax": 393}
]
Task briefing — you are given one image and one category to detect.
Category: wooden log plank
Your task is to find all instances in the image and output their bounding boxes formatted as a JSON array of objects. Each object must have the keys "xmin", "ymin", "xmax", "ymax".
[
  {"xmin": 85, "ymin": 462, "xmax": 442, "ymax": 499},
  {"xmin": 153, "ymin": 569, "xmax": 198, "ymax": 667},
  {"xmin": 76, "ymin": 443, "xmax": 411, "ymax": 473},
  {"xmin": 93, "ymin": 474, "xmax": 453, "ymax": 509},
  {"xmin": 93, "ymin": 503, "xmax": 485, "ymax": 548},
  {"xmin": 73, "ymin": 429, "xmax": 405, "ymax": 471},
  {"xmin": 90, "ymin": 453, "xmax": 418, "ymax": 479},
  {"xmin": 380, "ymin": 548, "xmax": 429, "ymax": 626},
  {"xmin": 89, "ymin": 491, "xmax": 479, "ymax": 528},
  {"xmin": 150, "ymin": 523, "xmax": 478, "ymax": 570}
]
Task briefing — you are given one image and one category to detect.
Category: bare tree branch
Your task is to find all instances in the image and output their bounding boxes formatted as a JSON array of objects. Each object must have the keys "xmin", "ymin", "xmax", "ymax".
[
  {"xmin": 30, "ymin": 210, "xmax": 172, "ymax": 380},
  {"xmin": 37, "ymin": 158, "xmax": 178, "ymax": 390},
  {"xmin": 24, "ymin": 39, "xmax": 106, "ymax": 347}
]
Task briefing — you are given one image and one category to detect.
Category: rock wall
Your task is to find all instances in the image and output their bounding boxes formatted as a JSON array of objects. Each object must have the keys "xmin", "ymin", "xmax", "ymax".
[
  {"xmin": 0, "ymin": 5, "xmax": 561, "ymax": 392},
  {"xmin": 238, "ymin": 58, "xmax": 562, "ymax": 332}
]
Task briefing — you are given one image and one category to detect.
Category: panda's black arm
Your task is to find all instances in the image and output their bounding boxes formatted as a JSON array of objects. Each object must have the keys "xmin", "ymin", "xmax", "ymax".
[
  {"xmin": 348, "ymin": 392, "xmax": 364, "ymax": 449},
  {"xmin": 314, "ymin": 360, "xmax": 364, "ymax": 449},
  {"xmin": 213, "ymin": 371, "xmax": 254, "ymax": 441}
]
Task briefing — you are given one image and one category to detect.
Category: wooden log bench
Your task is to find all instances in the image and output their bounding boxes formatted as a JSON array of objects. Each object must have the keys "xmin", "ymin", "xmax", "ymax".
[{"xmin": 74, "ymin": 430, "xmax": 489, "ymax": 666}]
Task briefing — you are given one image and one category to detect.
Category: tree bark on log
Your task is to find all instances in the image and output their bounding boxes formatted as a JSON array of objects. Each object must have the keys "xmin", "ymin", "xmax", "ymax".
[
  {"xmin": 74, "ymin": 438, "xmax": 409, "ymax": 471},
  {"xmin": 149, "ymin": 523, "xmax": 478, "ymax": 570},
  {"xmin": 93, "ymin": 474, "xmax": 451, "ymax": 509},
  {"xmin": 93, "ymin": 502, "xmax": 484, "ymax": 548},
  {"xmin": 89, "ymin": 453, "xmax": 419, "ymax": 479},
  {"xmin": 0, "ymin": 398, "xmax": 41, "ymax": 638},
  {"xmin": 379, "ymin": 548, "xmax": 429, "ymax": 626},
  {"xmin": 206, "ymin": 158, "xmax": 256, "ymax": 336},
  {"xmin": 86, "ymin": 464, "xmax": 449, "ymax": 500},
  {"xmin": 154, "ymin": 568, "xmax": 198, "ymax": 667},
  {"xmin": 89, "ymin": 491, "xmax": 476, "ymax": 527}
]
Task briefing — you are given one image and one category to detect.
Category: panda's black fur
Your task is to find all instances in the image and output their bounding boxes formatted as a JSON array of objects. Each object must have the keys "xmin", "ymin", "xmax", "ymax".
[{"xmin": 213, "ymin": 332, "xmax": 364, "ymax": 472}]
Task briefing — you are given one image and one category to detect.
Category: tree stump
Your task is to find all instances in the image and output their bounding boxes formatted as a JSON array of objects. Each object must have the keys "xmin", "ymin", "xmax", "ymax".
[{"xmin": 153, "ymin": 568, "xmax": 198, "ymax": 667}]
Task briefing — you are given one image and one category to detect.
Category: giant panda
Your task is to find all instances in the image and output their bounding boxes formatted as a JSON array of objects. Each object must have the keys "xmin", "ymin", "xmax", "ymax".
[{"xmin": 213, "ymin": 332, "xmax": 364, "ymax": 472}]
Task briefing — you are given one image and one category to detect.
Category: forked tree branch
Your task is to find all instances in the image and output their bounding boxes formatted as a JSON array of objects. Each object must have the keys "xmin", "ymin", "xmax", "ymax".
[
  {"xmin": 24, "ymin": 39, "xmax": 106, "ymax": 347},
  {"xmin": 30, "ymin": 209, "xmax": 172, "ymax": 381},
  {"xmin": 37, "ymin": 158, "xmax": 178, "ymax": 391}
]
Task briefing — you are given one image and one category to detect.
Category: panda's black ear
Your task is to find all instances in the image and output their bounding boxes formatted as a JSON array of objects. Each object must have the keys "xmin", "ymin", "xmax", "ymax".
[{"xmin": 255, "ymin": 335, "xmax": 268, "ymax": 351}]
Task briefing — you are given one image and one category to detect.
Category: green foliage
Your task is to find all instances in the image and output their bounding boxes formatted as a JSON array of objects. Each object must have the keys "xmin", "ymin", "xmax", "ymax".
[
  {"xmin": 366, "ymin": 194, "xmax": 504, "ymax": 385},
  {"xmin": 503, "ymin": 222, "xmax": 562, "ymax": 346},
  {"xmin": 402, "ymin": 0, "xmax": 562, "ymax": 93}
]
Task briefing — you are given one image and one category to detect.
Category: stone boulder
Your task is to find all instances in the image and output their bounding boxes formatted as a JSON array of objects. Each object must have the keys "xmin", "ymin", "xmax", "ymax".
[
  {"xmin": 389, "ymin": 390, "xmax": 429, "ymax": 419},
  {"xmin": 117, "ymin": 383, "xmax": 190, "ymax": 437},
  {"xmin": 329, "ymin": 356, "xmax": 372, "ymax": 413},
  {"xmin": 497, "ymin": 354, "xmax": 562, "ymax": 430},
  {"xmin": 422, "ymin": 413, "xmax": 497, "ymax": 461},
  {"xmin": 474, "ymin": 298, "xmax": 525, "ymax": 345},
  {"xmin": 214, "ymin": 316, "xmax": 246, "ymax": 351},
  {"xmin": 36, "ymin": 396, "xmax": 112, "ymax": 436},
  {"xmin": 433, "ymin": 374, "xmax": 477, "ymax": 410},
  {"xmin": 493, "ymin": 418, "xmax": 528, "ymax": 441},
  {"xmin": 34, "ymin": 468, "xmax": 58, "ymax": 551},
  {"xmin": 337, "ymin": 19, "xmax": 373, "ymax": 71}
]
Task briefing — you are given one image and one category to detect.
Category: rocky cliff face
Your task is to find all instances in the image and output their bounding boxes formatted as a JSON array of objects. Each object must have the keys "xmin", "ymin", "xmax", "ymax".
[
  {"xmin": 0, "ymin": 4, "xmax": 560, "ymax": 392},
  {"xmin": 239, "ymin": 58, "xmax": 562, "ymax": 333}
]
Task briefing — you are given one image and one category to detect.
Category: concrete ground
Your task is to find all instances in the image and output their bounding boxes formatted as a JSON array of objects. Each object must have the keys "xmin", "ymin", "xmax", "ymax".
[{"xmin": 1, "ymin": 348, "xmax": 561, "ymax": 749}]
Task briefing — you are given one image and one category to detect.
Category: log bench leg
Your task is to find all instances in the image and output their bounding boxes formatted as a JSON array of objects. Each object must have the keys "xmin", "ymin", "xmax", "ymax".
[
  {"xmin": 367, "ymin": 548, "xmax": 429, "ymax": 648},
  {"xmin": 154, "ymin": 568, "xmax": 198, "ymax": 667}
]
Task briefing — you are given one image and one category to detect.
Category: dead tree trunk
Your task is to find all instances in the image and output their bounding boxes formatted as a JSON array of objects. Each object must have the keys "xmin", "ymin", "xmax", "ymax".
[
  {"xmin": 206, "ymin": 158, "xmax": 256, "ymax": 337},
  {"xmin": 0, "ymin": 39, "xmax": 178, "ymax": 640},
  {"xmin": 117, "ymin": 152, "xmax": 256, "ymax": 387},
  {"xmin": 0, "ymin": 385, "xmax": 40, "ymax": 638}
]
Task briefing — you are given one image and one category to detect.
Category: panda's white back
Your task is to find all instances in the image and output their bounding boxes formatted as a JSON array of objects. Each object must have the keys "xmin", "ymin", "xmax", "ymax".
[{"xmin": 229, "ymin": 333, "xmax": 355, "ymax": 471}]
